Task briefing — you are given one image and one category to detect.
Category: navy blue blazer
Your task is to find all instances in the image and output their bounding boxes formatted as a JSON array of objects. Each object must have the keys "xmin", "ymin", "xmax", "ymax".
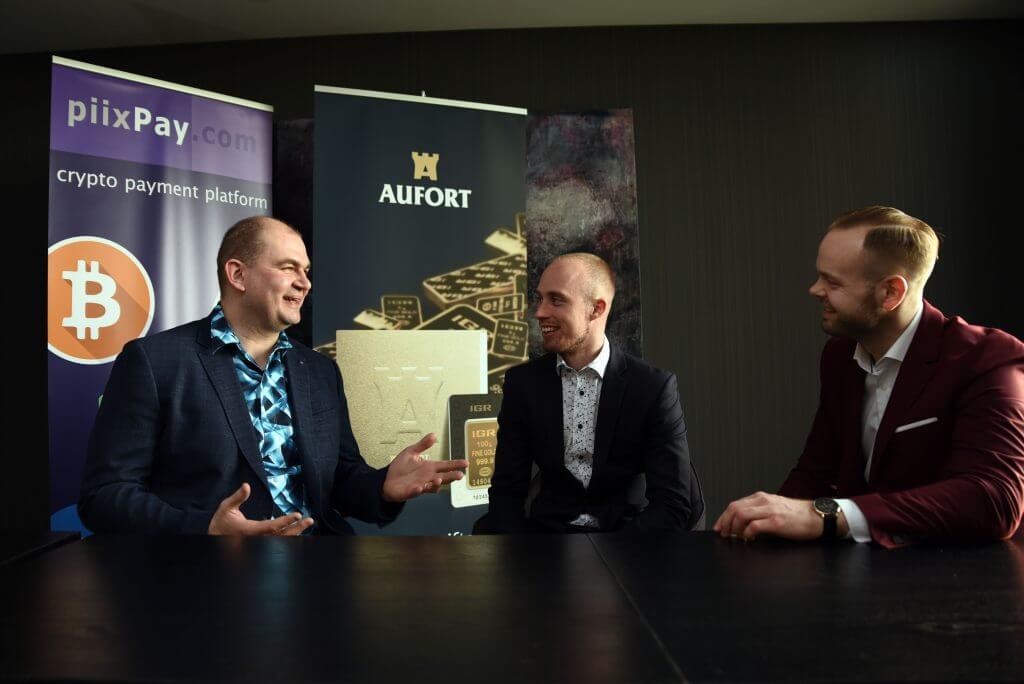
[{"xmin": 79, "ymin": 315, "xmax": 401, "ymax": 534}]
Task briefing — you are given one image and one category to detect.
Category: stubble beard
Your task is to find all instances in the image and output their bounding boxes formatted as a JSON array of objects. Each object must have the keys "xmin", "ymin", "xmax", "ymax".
[
  {"xmin": 554, "ymin": 322, "xmax": 590, "ymax": 357},
  {"xmin": 822, "ymin": 299, "xmax": 880, "ymax": 341}
]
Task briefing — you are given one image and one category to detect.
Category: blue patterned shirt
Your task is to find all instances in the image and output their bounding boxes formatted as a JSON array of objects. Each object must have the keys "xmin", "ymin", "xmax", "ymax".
[{"xmin": 209, "ymin": 304, "xmax": 309, "ymax": 518}]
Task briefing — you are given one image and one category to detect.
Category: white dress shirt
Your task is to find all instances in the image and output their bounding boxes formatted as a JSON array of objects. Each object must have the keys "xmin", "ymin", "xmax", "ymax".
[
  {"xmin": 836, "ymin": 302, "xmax": 924, "ymax": 542},
  {"xmin": 555, "ymin": 337, "xmax": 611, "ymax": 529}
]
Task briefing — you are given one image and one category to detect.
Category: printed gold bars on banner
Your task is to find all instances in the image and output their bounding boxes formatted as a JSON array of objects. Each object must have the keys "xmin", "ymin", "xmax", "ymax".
[
  {"xmin": 381, "ymin": 295, "xmax": 423, "ymax": 329},
  {"xmin": 313, "ymin": 341, "xmax": 337, "ymax": 360},
  {"xmin": 487, "ymin": 364, "xmax": 514, "ymax": 395},
  {"xmin": 514, "ymin": 273, "xmax": 528, "ymax": 321},
  {"xmin": 421, "ymin": 253, "xmax": 526, "ymax": 310},
  {"xmin": 338, "ymin": 215, "xmax": 530, "ymax": 403},
  {"xmin": 484, "ymin": 228, "xmax": 527, "ymax": 256},
  {"xmin": 417, "ymin": 304, "xmax": 498, "ymax": 347},
  {"xmin": 491, "ymin": 319, "xmax": 529, "ymax": 360},
  {"xmin": 477, "ymin": 293, "xmax": 525, "ymax": 320},
  {"xmin": 353, "ymin": 309, "xmax": 402, "ymax": 330}
]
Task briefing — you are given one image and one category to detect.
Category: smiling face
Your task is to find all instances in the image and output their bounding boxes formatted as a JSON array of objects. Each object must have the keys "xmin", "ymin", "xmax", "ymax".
[
  {"xmin": 235, "ymin": 221, "xmax": 311, "ymax": 334},
  {"xmin": 534, "ymin": 258, "xmax": 601, "ymax": 356},
  {"xmin": 808, "ymin": 226, "xmax": 883, "ymax": 339}
]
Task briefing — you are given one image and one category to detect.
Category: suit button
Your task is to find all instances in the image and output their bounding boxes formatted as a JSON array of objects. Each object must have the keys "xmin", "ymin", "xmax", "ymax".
[{"xmin": 577, "ymin": 423, "xmax": 583, "ymax": 430}]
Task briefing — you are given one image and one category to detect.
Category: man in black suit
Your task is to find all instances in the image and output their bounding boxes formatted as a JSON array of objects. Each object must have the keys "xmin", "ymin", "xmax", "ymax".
[
  {"xmin": 482, "ymin": 253, "xmax": 701, "ymax": 533},
  {"xmin": 80, "ymin": 216, "xmax": 466, "ymax": 535}
]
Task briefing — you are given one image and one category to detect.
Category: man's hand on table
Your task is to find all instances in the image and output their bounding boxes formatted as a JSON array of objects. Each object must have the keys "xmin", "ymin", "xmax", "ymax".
[
  {"xmin": 381, "ymin": 433, "xmax": 469, "ymax": 503},
  {"xmin": 207, "ymin": 483, "xmax": 314, "ymax": 536},
  {"xmin": 713, "ymin": 491, "xmax": 849, "ymax": 541}
]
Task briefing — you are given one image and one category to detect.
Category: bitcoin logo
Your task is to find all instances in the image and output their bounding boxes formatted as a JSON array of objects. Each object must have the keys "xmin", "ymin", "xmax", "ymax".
[
  {"xmin": 48, "ymin": 236, "xmax": 154, "ymax": 365},
  {"xmin": 62, "ymin": 260, "xmax": 121, "ymax": 340}
]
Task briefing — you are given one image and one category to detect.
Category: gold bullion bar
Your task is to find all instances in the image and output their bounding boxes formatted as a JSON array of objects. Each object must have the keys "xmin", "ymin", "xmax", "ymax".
[
  {"xmin": 465, "ymin": 417, "xmax": 498, "ymax": 488},
  {"xmin": 353, "ymin": 309, "xmax": 401, "ymax": 330},
  {"xmin": 488, "ymin": 352, "xmax": 514, "ymax": 371},
  {"xmin": 491, "ymin": 319, "xmax": 529, "ymax": 359},
  {"xmin": 488, "ymin": 364, "xmax": 514, "ymax": 395},
  {"xmin": 381, "ymin": 294, "xmax": 423, "ymax": 329},
  {"xmin": 477, "ymin": 293, "xmax": 525, "ymax": 318},
  {"xmin": 417, "ymin": 304, "xmax": 498, "ymax": 346},
  {"xmin": 484, "ymin": 229, "xmax": 527, "ymax": 256},
  {"xmin": 422, "ymin": 253, "xmax": 526, "ymax": 310},
  {"xmin": 514, "ymin": 273, "xmax": 528, "ymax": 321},
  {"xmin": 314, "ymin": 341, "xmax": 337, "ymax": 360}
]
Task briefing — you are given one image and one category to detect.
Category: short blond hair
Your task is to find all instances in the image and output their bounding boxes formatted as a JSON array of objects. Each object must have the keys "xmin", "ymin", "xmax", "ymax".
[
  {"xmin": 829, "ymin": 206, "xmax": 940, "ymax": 285},
  {"xmin": 550, "ymin": 252, "xmax": 616, "ymax": 305}
]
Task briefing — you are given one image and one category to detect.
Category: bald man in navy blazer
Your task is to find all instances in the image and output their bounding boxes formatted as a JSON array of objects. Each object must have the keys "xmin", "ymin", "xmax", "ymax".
[{"xmin": 80, "ymin": 217, "xmax": 467, "ymax": 535}]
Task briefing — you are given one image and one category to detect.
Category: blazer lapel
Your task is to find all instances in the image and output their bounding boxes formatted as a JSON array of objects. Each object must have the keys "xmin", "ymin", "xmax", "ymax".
[
  {"xmin": 593, "ymin": 348, "xmax": 627, "ymax": 477},
  {"xmin": 285, "ymin": 350, "xmax": 323, "ymax": 511},
  {"xmin": 537, "ymin": 355, "xmax": 566, "ymax": 470},
  {"xmin": 195, "ymin": 322, "xmax": 271, "ymax": 492},
  {"xmin": 868, "ymin": 301, "xmax": 942, "ymax": 483},
  {"xmin": 837, "ymin": 355, "xmax": 868, "ymax": 495}
]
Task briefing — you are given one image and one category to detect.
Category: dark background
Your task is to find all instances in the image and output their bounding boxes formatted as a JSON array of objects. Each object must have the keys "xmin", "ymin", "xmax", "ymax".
[{"xmin": 5, "ymin": 20, "xmax": 1021, "ymax": 533}]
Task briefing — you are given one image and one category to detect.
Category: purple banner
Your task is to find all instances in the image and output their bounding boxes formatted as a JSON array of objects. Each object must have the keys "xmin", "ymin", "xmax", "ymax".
[
  {"xmin": 50, "ymin": 63, "xmax": 271, "ymax": 183},
  {"xmin": 47, "ymin": 58, "xmax": 273, "ymax": 532}
]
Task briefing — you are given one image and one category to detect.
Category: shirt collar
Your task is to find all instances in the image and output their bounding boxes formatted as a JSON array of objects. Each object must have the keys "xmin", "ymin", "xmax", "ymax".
[
  {"xmin": 853, "ymin": 301, "xmax": 923, "ymax": 374},
  {"xmin": 209, "ymin": 303, "xmax": 292, "ymax": 356},
  {"xmin": 555, "ymin": 336, "xmax": 611, "ymax": 379}
]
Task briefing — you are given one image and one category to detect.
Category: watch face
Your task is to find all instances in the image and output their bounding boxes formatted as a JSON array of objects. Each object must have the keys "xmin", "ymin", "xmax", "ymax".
[{"xmin": 813, "ymin": 498, "xmax": 839, "ymax": 516}]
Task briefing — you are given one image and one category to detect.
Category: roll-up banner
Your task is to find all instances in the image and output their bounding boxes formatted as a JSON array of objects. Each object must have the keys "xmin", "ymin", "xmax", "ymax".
[
  {"xmin": 47, "ymin": 57, "xmax": 273, "ymax": 532},
  {"xmin": 313, "ymin": 86, "xmax": 526, "ymax": 535}
]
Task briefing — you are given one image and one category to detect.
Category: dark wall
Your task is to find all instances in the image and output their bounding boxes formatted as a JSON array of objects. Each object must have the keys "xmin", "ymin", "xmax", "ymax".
[{"xmin": 5, "ymin": 21, "xmax": 1021, "ymax": 533}]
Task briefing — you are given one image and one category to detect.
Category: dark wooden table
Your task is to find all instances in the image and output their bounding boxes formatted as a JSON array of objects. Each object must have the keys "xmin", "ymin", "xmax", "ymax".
[
  {"xmin": 2, "ymin": 532, "xmax": 1022, "ymax": 682},
  {"xmin": 0, "ymin": 530, "xmax": 79, "ymax": 567},
  {"xmin": 592, "ymin": 533, "xmax": 1024, "ymax": 682}
]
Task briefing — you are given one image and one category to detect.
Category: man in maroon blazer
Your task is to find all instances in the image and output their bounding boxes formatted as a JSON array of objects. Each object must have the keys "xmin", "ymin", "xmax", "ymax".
[{"xmin": 715, "ymin": 206, "xmax": 1024, "ymax": 547}]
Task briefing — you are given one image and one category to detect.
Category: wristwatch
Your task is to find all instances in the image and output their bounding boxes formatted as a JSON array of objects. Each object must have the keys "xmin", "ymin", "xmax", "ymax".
[{"xmin": 812, "ymin": 498, "xmax": 839, "ymax": 540}]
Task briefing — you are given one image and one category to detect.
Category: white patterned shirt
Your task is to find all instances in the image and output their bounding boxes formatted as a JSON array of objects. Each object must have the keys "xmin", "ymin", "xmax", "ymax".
[{"xmin": 555, "ymin": 337, "xmax": 611, "ymax": 529}]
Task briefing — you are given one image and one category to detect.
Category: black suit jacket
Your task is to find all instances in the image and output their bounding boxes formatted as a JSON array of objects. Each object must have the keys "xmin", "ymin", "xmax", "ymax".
[
  {"xmin": 79, "ymin": 315, "xmax": 401, "ymax": 535},
  {"xmin": 486, "ymin": 347, "xmax": 699, "ymax": 532}
]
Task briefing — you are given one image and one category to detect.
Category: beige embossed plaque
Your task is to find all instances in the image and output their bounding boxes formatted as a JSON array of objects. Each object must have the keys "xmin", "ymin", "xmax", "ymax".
[{"xmin": 335, "ymin": 330, "xmax": 487, "ymax": 468}]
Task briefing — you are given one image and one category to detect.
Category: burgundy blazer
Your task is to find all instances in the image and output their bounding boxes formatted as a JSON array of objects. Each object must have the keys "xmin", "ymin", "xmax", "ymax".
[{"xmin": 779, "ymin": 300, "xmax": 1024, "ymax": 547}]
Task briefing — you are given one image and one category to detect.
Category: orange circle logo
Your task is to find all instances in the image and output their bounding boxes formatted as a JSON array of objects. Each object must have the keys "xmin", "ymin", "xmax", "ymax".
[{"xmin": 48, "ymin": 236, "xmax": 155, "ymax": 365}]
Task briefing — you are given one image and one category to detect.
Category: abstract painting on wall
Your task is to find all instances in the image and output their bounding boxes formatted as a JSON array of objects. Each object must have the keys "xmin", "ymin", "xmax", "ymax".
[{"xmin": 525, "ymin": 109, "xmax": 643, "ymax": 357}]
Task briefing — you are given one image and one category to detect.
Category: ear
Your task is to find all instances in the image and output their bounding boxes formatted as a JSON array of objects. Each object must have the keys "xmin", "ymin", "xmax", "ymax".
[
  {"xmin": 590, "ymin": 297, "xmax": 608, "ymax": 321},
  {"xmin": 878, "ymin": 275, "xmax": 908, "ymax": 312},
  {"xmin": 224, "ymin": 259, "xmax": 246, "ymax": 294}
]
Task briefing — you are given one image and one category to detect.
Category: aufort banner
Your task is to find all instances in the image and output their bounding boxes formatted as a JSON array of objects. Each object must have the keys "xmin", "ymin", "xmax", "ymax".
[
  {"xmin": 313, "ymin": 86, "xmax": 526, "ymax": 534},
  {"xmin": 47, "ymin": 57, "xmax": 273, "ymax": 532}
]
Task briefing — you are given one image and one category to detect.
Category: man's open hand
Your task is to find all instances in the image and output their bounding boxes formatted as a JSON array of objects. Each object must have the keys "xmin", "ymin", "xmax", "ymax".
[
  {"xmin": 382, "ymin": 433, "xmax": 469, "ymax": 502},
  {"xmin": 207, "ymin": 483, "xmax": 314, "ymax": 536}
]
